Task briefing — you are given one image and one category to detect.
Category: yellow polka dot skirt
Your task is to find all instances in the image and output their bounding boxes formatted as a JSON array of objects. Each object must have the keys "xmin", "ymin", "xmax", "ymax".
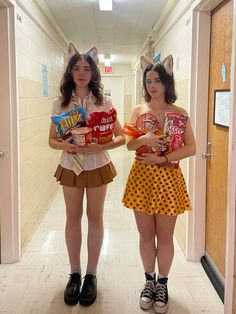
[{"xmin": 122, "ymin": 160, "xmax": 192, "ymax": 216}]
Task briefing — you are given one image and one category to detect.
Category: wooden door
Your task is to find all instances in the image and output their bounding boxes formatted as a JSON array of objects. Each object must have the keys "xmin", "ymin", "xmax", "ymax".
[{"xmin": 205, "ymin": 0, "xmax": 232, "ymax": 277}]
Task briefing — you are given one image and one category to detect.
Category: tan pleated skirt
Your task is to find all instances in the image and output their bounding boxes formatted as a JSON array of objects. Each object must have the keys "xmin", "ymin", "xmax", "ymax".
[{"xmin": 54, "ymin": 162, "xmax": 117, "ymax": 188}]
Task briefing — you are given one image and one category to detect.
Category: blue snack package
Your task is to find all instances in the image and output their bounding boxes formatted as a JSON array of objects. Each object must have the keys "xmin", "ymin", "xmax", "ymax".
[{"xmin": 51, "ymin": 107, "xmax": 86, "ymax": 140}]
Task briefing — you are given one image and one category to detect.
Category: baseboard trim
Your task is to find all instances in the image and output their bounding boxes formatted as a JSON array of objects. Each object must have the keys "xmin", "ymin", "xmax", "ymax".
[{"xmin": 200, "ymin": 256, "xmax": 224, "ymax": 303}]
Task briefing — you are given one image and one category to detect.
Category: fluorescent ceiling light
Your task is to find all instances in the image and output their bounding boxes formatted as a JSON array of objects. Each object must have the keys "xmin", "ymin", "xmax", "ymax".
[{"xmin": 99, "ymin": 0, "xmax": 112, "ymax": 11}]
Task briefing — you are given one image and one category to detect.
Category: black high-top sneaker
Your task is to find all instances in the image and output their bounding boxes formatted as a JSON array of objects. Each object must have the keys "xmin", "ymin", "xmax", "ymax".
[
  {"xmin": 139, "ymin": 273, "xmax": 156, "ymax": 310},
  {"xmin": 154, "ymin": 277, "xmax": 168, "ymax": 313},
  {"xmin": 64, "ymin": 273, "xmax": 81, "ymax": 305}
]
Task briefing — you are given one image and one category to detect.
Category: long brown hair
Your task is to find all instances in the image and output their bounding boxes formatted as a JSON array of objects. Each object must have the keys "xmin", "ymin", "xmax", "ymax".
[{"xmin": 60, "ymin": 53, "xmax": 103, "ymax": 107}]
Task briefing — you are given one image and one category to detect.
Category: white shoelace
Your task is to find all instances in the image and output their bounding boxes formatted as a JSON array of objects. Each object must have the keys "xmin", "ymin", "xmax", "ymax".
[
  {"xmin": 155, "ymin": 283, "xmax": 167, "ymax": 305},
  {"xmin": 141, "ymin": 280, "xmax": 155, "ymax": 301}
]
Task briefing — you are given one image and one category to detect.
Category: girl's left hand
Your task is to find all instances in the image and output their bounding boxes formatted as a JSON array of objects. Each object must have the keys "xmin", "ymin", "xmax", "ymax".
[{"xmin": 135, "ymin": 152, "xmax": 162, "ymax": 165}]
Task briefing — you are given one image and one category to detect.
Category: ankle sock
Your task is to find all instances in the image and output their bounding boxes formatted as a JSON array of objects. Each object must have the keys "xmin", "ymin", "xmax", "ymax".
[
  {"xmin": 158, "ymin": 274, "xmax": 168, "ymax": 284},
  {"xmin": 145, "ymin": 272, "xmax": 156, "ymax": 281},
  {"xmin": 71, "ymin": 267, "xmax": 81, "ymax": 275},
  {"xmin": 86, "ymin": 268, "xmax": 97, "ymax": 276}
]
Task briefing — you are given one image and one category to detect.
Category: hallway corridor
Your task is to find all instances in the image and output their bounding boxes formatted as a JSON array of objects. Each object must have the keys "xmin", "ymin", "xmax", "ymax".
[{"xmin": 0, "ymin": 148, "xmax": 223, "ymax": 314}]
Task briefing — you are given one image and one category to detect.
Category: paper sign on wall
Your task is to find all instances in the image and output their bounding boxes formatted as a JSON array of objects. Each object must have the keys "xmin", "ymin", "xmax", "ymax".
[
  {"xmin": 42, "ymin": 64, "xmax": 48, "ymax": 97},
  {"xmin": 221, "ymin": 64, "xmax": 227, "ymax": 82}
]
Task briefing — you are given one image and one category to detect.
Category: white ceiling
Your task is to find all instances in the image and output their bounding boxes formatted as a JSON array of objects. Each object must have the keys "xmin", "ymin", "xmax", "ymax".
[{"xmin": 43, "ymin": 0, "xmax": 168, "ymax": 64}]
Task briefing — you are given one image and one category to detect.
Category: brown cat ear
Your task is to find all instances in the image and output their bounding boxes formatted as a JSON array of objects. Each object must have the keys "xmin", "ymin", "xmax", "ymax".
[
  {"xmin": 86, "ymin": 46, "xmax": 99, "ymax": 65},
  {"xmin": 161, "ymin": 55, "xmax": 173, "ymax": 76},
  {"xmin": 140, "ymin": 56, "xmax": 151, "ymax": 73},
  {"xmin": 66, "ymin": 41, "xmax": 79, "ymax": 65}
]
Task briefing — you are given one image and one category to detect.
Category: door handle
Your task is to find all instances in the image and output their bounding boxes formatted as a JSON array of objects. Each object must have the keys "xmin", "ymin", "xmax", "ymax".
[
  {"xmin": 0, "ymin": 151, "xmax": 4, "ymax": 160},
  {"xmin": 202, "ymin": 140, "xmax": 212, "ymax": 160}
]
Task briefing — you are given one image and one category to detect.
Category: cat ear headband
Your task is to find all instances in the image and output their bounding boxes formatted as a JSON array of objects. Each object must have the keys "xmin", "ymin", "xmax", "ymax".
[
  {"xmin": 140, "ymin": 54, "xmax": 173, "ymax": 76},
  {"xmin": 66, "ymin": 41, "xmax": 99, "ymax": 66}
]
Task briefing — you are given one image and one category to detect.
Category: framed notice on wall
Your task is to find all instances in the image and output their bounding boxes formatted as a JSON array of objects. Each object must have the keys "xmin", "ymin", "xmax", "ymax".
[{"xmin": 213, "ymin": 89, "xmax": 230, "ymax": 128}]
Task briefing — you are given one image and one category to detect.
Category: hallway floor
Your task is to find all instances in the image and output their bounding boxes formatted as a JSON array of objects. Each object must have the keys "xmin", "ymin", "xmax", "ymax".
[{"xmin": 0, "ymin": 148, "xmax": 224, "ymax": 314}]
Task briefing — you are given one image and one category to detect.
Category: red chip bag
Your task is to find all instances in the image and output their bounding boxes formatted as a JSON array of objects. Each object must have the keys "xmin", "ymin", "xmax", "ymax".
[
  {"xmin": 164, "ymin": 112, "xmax": 187, "ymax": 149},
  {"xmin": 162, "ymin": 112, "xmax": 188, "ymax": 168},
  {"xmin": 88, "ymin": 107, "xmax": 117, "ymax": 144},
  {"xmin": 136, "ymin": 112, "xmax": 158, "ymax": 133}
]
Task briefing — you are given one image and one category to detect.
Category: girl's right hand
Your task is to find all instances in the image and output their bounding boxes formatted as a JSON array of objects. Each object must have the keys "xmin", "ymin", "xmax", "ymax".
[
  {"xmin": 61, "ymin": 137, "xmax": 78, "ymax": 153},
  {"xmin": 142, "ymin": 131, "xmax": 168, "ymax": 149}
]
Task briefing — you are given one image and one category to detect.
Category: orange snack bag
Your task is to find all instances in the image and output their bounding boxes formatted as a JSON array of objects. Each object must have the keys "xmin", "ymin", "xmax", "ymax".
[
  {"xmin": 136, "ymin": 129, "xmax": 172, "ymax": 156},
  {"xmin": 123, "ymin": 113, "xmax": 171, "ymax": 156},
  {"xmin": 123, "ymin": 123, "xmax": 141, "ymax": 138}
]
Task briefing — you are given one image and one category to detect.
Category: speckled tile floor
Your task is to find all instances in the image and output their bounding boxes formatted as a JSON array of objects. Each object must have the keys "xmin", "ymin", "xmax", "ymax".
[{"xmin": 0, "ymin": 148, "xmax": 224, "ymax": 314}]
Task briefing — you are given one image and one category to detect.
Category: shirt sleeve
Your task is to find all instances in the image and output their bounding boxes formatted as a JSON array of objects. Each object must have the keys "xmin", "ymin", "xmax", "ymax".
[
  {"xmin": 51, "ymin": 97, "xmax": 62, "ymax": 115},
  {"xmin": 103, "ymin": 94, "xmax": 114, "ymax": 111}
]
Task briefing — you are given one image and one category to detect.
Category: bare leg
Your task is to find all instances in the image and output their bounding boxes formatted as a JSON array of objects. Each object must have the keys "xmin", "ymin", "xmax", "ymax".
[
  {"xmin": 134, "ymin": 211, "xmax": 156, "ymax": 273},
  {"xmin": 63, "ymin": 186, "xmax": 84, "ymax": 272},
  {"xmin": 155, "ymin": 214, "xmax": 177, "ymax": 276},
  {"xmin": 86, "ymin": 185, "xmax": 107, "ymax": 274}
]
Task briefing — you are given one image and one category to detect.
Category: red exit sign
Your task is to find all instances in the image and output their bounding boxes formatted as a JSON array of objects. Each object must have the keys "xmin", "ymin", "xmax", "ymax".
[{"xmin": 104, "ymin": 66, "xmax": 112, "ymax": 73}]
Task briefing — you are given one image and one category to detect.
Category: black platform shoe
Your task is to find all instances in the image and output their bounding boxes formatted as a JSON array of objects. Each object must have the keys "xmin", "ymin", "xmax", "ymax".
[
  {"xmin": 80, "ymin": 274, "xmax": 97, "ymax": 306},
  {"xmin": 64, "ymin": 273, "xmax": 81, "ymax": 305}
]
